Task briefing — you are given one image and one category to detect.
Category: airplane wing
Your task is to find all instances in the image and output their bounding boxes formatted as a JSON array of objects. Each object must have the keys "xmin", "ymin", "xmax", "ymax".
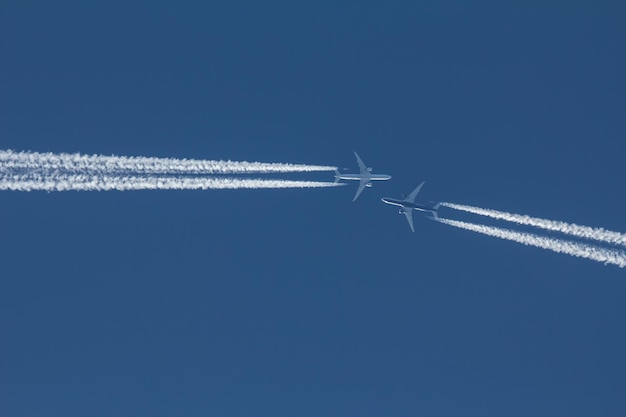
[
  {"xmin": 353, "ymin": 151, "xmax": 368, "ymax": 174},
  {"xmin": 352, "ymin": 178, "xmax": 368, "ymax": 201},
  {"xmin": 404, "ymin": 181, "xmax": 425, "ymax": 203},
  {"xmin": 403, "ymin": 207, "xmax": 415, "ymax": 232}
]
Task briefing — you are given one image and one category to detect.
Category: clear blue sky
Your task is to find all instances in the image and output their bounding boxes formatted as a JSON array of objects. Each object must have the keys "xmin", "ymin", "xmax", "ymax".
[{"xmin": 1, "ymin": 2, "xmax": 625, "ymax": 416}]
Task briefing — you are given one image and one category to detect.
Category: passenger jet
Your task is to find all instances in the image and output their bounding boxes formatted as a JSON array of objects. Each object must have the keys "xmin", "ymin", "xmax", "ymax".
[
  {"xmin": 381, "ymin": 181, "xmax": 440, "ymax": 232},
  {"xmin": 334, "ymin": 152, "xmax": 392, "ymax": 201}
]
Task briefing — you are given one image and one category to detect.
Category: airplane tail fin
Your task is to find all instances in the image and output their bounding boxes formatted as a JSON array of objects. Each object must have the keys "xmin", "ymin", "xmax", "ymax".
[
  {"xmin": 334, "ymin": 169, "xmax": 341, "ymax": 184},
  {"xmin": 432, "ymin": 203, "xmax": 441, "ymax": 219}
]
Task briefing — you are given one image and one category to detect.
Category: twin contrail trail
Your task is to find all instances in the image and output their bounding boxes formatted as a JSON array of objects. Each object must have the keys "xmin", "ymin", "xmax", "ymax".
[
  {"xmin": 0, "ymin": 150, "xmax": 337, "ymax": 175},
  {"xmin": 442, "ymin": 202, "xmax": 626, "ymax": 248},
  {"xmin": 0, "ymin": 173, "xmax": 341, "ymax": 191},
  {"xmin": 0, "ymin": 149, "xmax": 342, "ymax": 191},
  {"xmin": 436, "ymin": 218, "xmax": 626, "ymax": 268}
]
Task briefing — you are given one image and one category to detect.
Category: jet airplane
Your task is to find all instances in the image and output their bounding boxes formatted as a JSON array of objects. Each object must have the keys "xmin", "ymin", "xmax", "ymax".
[
  {"xmin": 335, "ymin": 152, "xmax": 392, "ymax": 201},
  {"xmin": 381, "ymin": 181, "xmax": 440, "ymax": 232}
]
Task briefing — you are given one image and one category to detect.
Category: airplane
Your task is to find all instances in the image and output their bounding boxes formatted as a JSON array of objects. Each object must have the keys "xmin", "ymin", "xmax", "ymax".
[
  {"xmin": 334, "ymin": 151, "xmax": 392, "ymax": 201},
  {"xmin": 381, "ymin": 181, "xmax": 440, "ymax": 232}
]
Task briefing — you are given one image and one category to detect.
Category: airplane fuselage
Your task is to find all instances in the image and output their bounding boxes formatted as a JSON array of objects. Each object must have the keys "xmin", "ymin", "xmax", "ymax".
[
  {"xmin": 381, "ymin": 198, "xmax": 439, "ymax": 213},
  {"xmin": 338, "ymin": 173, "xmax": 392, "ymax": 181}
]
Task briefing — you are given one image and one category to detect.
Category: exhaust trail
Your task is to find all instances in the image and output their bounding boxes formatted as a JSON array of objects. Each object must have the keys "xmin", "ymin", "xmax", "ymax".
[
  {"xmin": 0, "ymin": 150, "xmax": 337, "ymax": 175},
  {"xmin": 442, "ymin": 202, "xmax": 626, "ymax": 248},
  {"xmin": 0, "ymin": 173, "xmax": 343, "ymax": 192},
  {"xmin": 436, "ymin": 218, "xmax": 626, "ymax": 268}
]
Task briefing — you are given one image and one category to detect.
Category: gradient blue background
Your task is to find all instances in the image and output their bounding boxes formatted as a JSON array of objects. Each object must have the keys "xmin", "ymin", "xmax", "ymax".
[{"xmin": 1, "ymin": 2, "xmax": 625, "ymax": 416}]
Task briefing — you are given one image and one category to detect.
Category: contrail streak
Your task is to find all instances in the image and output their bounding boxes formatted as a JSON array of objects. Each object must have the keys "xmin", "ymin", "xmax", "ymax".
[
  {"xmin": 0, "ymin": 173, "xmax": 343, "ymax": 192},
  {"xmin": 0, "ymin": 150, "xmax": 337, "ymax": 175},
  {"xmin": 436, "ymin": 218, "xmax": 626, "ymax": 268},
  {"xmin": 442, "ymin": 202, "xmax": 626, "ymax": 248}
]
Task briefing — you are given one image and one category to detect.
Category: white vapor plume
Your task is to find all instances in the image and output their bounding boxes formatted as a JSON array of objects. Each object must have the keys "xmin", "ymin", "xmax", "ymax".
[
  {"xmin": 0, "ymin": 150, "xmax": 337, "ymax": 175},
  {"xmin": 442, "ymin": 202, "xmax": 626, "ymax": 248},
  {"xmin": 436, "ymin": 218, "xmax": 626, "ymax": 268},
  {"xmin": 0, "ymin": 173, "xmax": 343, "ymax": 192}
]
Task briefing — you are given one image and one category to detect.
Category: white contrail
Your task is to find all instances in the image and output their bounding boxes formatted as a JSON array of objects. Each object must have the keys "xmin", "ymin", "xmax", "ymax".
[
  {"xmin": 0, "ymin": 173, "xmax": 343, "ymax": 192},
  {"xmin": 442, "ymin": 202, "xmax": 626, "ymax": 248},
  {"xmin": 436, "ymin": 218, "xmax": 626, "ymax": 268},
  {"xmin": 0, "ymin": 150, "xmax": 337, "ymax": 175}
]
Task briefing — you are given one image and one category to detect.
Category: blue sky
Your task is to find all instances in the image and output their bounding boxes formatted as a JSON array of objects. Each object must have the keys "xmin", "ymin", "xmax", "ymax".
[{"xmin": 1, "ymin": 2, "xmax": 625, "ymax": 416}]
